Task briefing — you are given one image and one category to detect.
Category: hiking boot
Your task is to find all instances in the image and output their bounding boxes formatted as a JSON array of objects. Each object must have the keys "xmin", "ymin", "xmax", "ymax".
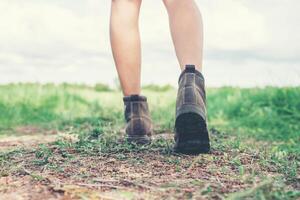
[
  {"xmin": 174, "ymin": 65, "xmax": 210, "ymax": 154},
  {"xmin": 123, "ymin": 95, "xmax": 153, "ymax": 144}
]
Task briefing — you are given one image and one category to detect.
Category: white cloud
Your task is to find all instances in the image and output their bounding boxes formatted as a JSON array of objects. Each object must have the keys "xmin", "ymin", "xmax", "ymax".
[
  {"xmin": 202, "ymin": 0, "xmax": 268, "ymax": 50},
  {"xmin": 0, "ymin": 0, "xmax": 299, "ymax": 87}
]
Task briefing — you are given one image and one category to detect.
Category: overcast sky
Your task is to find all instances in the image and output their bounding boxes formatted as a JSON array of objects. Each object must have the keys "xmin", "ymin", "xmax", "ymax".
[{"xmin": 0, "ymin": 0, "xmax": 299, "ymax": 87}]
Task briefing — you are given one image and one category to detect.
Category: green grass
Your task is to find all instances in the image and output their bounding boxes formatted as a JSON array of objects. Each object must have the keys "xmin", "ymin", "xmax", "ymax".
[
  {"xmin": 0, "ymin": 84, "xmax": 299, "ymax": 153},
  {"xmin": 208, "ymin": 87, "xmax": 300, "ymax": 153}
]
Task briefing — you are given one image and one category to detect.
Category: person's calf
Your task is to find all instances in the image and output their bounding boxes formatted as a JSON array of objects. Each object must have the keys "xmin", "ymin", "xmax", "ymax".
[
  {"xmin": 163, "ymin": 0, "xmax": 204, "ymax": 72},
  {"xmin": 110, "ymin": 0, "xmax": 143, "ymax": 96}
]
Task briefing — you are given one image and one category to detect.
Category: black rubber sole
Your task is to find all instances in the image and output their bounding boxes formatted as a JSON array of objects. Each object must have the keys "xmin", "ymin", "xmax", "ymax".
[{"xmin": 174, "ymin": 112, "xmax": 210, "ymax": 154}]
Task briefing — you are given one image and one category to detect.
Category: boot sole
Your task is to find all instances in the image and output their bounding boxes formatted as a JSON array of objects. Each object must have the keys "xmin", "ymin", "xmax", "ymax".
[
  {"xmin": 126, "ymin": 135, "xmax": 152, "ymax": 145},
  {"xmin": 174, "ymin": 106, "xmax": 210, "ymax": 154}
]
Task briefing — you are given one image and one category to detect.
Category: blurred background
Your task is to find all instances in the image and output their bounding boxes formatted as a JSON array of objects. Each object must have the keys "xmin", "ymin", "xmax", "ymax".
[{"xmin": 0, "ymin": 0, "xmax": 299, "ymax": 87}]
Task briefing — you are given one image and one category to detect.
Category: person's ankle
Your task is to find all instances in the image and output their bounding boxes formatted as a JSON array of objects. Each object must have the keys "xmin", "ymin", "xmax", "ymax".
[
  {"xmin": 178, "ymin": 65, "xmax": 205, "ymax": 83},
  {"xmin": 181, "ymin": 64, "xmax": 203, "ymax": 72},
  {"xmin": 123, "ymin": 94, "xmax": 147, "ymax": 102}
]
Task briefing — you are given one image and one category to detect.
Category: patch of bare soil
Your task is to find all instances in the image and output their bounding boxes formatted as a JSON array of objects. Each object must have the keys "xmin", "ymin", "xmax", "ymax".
[
  {"xmin": 0, "ymin": 126, "xmax": 58, "ymax": 152},
  {"xmin": 0, "ymin": 176, "xmax": 62, "ymax": 200},
  {"xmin": 0, "ymin": 134, "xmax": 57, "ymax": 152}
]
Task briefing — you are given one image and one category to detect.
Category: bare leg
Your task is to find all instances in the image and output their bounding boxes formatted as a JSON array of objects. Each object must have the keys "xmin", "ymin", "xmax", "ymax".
[
  {"xmin": 163, "ymin": 0, "xmax": 204, "ymax": 71},
  {"xmin": 110, "ymin": 0, "xmax": 142, "ymax": 96}
]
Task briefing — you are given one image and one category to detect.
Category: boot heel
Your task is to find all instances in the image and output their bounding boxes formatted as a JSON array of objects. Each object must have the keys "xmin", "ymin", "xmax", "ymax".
[{"xmin": 174, "ymin": 112, "xmax": 210, "ymax": 154}]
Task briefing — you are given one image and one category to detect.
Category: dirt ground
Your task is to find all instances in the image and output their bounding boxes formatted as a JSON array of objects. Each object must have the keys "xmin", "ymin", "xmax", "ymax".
[{"xmin": 0, "ymin": 128, "xmax": 299, "ymax": 200}]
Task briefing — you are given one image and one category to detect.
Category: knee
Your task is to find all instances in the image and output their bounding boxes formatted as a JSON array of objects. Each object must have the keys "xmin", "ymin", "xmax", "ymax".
[
  {"xmin": 163, "ymin": 0, "xmax": 194, "ymax": 10},
  {"xmin": 111, "ymin": 0, "xmax": 141, "ymax": 18},
  {"xmin": 111, "ymin": 0, "xmax": 142, "ymax": 8},
  {"xmin": 163, "ymin": 0, "xmax": 178, "ymax": 7},
  {"xmin": 111, "ymin": 0, "xmax": 141, "ymax": 26},
  {"xmin": 162, "ymin": 0, "xmax": 173, "ymax": 6}
]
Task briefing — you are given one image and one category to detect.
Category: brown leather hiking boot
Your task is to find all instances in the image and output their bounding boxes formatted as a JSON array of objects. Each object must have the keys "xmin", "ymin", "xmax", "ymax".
[
  {"xmin": 123, "ymin": 95, "xmax": 153, "ymax": 144},
  {"xmin": 174, "ymin": 65, "xmax": 210, "ymax": 154}
]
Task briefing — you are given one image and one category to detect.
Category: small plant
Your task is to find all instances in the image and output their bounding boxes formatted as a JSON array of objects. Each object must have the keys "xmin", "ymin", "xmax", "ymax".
[{"xmin": 34, "ymin": 144, "xmax": 53, "ymax": 166}]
